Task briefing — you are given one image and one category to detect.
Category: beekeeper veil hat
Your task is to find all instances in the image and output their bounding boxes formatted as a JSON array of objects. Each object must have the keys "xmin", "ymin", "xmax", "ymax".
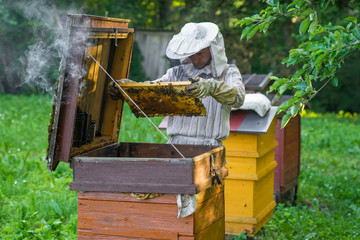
[{"xmin": 166, "ymin": 22, "xmax": 228, "ymax": 78}]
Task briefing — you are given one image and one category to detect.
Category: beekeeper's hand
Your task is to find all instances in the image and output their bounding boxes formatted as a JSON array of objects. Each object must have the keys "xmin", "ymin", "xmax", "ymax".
[
  {"xmin": 185, "ymin": 78, "xmax": 213, "ymax": 98},
  {"xmin": 186, "ymin": 77, "xmax": 243, "ymax": 106},
  {"xmin": 108, "ymin": 79, "xmax": 135, "ymax": 100}
]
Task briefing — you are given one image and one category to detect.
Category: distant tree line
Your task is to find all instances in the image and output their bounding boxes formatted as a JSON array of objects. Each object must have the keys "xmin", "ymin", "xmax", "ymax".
[{"xmin": 0, "ymin": 0, "xmax": 359, "ymax": 113}]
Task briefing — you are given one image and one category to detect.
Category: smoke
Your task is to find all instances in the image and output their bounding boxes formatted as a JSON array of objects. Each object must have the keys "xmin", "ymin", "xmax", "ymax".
[{"xmin": 18, "ymin": 0, "xmax": 88, "ymax": 93}]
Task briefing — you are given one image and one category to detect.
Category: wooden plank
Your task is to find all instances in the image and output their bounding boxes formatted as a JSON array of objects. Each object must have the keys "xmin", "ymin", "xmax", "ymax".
[
  {"xmin": 71, "ymin": 182, "xmax": 197, "ymax": 194},
  {"xmin": 193, "ymin": 147, "xmax": 227, "ymax": 192},
  {"xmin": 195, "ymin": 217, "xmax": 225, "ymax": 240},
  {"xmin": 257, "ymin": 118, "xmax": 277, "ymax": 154},
  {"xmin": 70, "ymin": 158, "xmax": 198, "ymax": 194},
  {"xmin": 101, "ymin": 33, "xmax": 134, "ymax": 140},
  {"xmin": 85, "ymin": 38, "xmax": 111, "ymax": 126},
  {"xmin": 274, "ymin": 118, "xmax": 285, "ymax": 187},
  {"xmin": 75, "ymin": 141, "xmax": 119, "ymax": 157},
  {"xmin": 194, "ymin": 186, "xmax": 224, "ymax": 234},
  {"xmin": 77, "ymin": 200, "xmax": 193, "ymax": 236},
  {"xmin": 68, "ymin": 14, "xmax": 130, "ymax": 28},
  {"xmin": 72, "ymin": 142, "xmax": 226, "ymax": 194},
  {"xmin": 55, "ymin": 28, "xmax": 87, "ymax": 164},
  {"xmin": 178, "ymin": 236, "xmax": 195, "ymax": 240},
  {"xmin": 77, "ymin": 188, "xmax": 225, "ymax": 239},
  {"xmin": 79, "ymin": 225, "xmax": 179, "ymax": 239},
  {"xmin": 77, "ymin": 192, "xmax": 194, "ymax": 238},
  {"xmin": 284, "ymin": 166, "xmax": 300, "ymax": 184},
  {"xmin": 78, "ymin": 230, "xmax": 163, "ymax": 240},
  {"xmin": 118, "ymin": 142, "xmax": 215, "ymax": 158},
  {"xmin": 78, "ymin": 191, "xmax": 177, "ymax": 204},
  {"xmin": 223, "ymin": 133, "xmax": 258, "ymax": 152}
]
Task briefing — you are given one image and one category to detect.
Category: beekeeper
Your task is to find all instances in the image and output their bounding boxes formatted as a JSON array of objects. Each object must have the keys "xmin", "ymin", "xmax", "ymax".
[
  {"xmin": 110, "ymin": 22, "xmax": 245, "ymax": 146},
  {"xmin": 109, "ymin": 22, "xmax": 246, "ymax": 217}
]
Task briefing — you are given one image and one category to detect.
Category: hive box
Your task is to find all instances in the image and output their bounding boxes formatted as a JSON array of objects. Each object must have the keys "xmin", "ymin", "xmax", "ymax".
[
  {"xmin": 47, "ymin": 14, "xmax": 227, "ymax": 239},
  {"xmin": 274, "ymin": 114, "xmax": 301, "ymax": 202},
  {"xmin": 159, "ymin": 108, "xmax": 278, "ymax": 237},
  {"xmin": 222, "ymin": 108, "xmax": 278, "ymax": 237},
  {"xmin": 267, "ymin": 94, "xmax": 301, "ymax": 203},
  {"xmin": 77, "ymin": 184, "xmax": 225, "ymax": 239}
]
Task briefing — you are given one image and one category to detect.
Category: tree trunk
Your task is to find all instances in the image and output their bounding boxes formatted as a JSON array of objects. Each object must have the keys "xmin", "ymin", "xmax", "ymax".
[
  {"xmin": 0, "ymin": 40, "xmax": 19, "ymax": 94},
  {"xmin": 158, "ymin": 0, "xmax": 171, "ymax": 28}
]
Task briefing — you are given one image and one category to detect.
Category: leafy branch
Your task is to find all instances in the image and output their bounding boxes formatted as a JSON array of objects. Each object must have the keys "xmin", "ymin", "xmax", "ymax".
[{"xmin": 236, "ymin": 0, "xmax": 360, "ymax": 127}]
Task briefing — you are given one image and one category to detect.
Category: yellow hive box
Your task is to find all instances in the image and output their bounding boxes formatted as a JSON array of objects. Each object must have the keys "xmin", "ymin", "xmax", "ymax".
[{"xmin": 223, "ymin": 107, "xmax": 278, "ymax": 237}]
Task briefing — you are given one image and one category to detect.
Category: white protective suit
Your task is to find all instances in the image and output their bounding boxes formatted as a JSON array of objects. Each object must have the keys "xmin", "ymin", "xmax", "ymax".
[
  {"xmin": 155, "ymin": 22, "xmax": 245, "ymax": 146},
  {"xmin": 154, "ymin": 22, "xmax": 246, "ymax": 217}
]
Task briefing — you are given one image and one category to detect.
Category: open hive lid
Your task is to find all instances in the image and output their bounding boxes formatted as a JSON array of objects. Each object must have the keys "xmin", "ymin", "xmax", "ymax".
[
  {"xmin": 47, "ymin": 14, "xmax": 206, "ymax": 172},
  {"xmin": 46, "ymin": 14, "xmax": 135, "ymax": 171},
  {"xmin": 117, "ymin": 81, "xmax": 206, "ymax": 117}
]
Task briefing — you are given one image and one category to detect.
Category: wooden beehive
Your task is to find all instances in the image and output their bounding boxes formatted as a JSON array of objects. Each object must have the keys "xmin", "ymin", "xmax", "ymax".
[
  {"xmin": 268, "ymin": 94, "xmax": 301, "ymax": 203},
  {"xmin": 245, "ymin": 75, "xmax": 302, "ymax": 203},
  {"xmin": 77, "ymin": 184, "xmax": 224, "ymax": 239},
  {"xmin": 222, "ymin": 107, "xmax": 278, "ymax": 237},
  {"xmin": 47, "ymin": 14, "xmax": 227, "ymax": 240}
]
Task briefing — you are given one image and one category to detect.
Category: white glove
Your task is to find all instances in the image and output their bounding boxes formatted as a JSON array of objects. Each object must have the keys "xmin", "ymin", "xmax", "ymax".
[
  {"xmin": 185, "ymin": 77, "xmax": 242, "ymax": 106},
  {"xmin": 185, "ymin": 78, "xmax": 213, "ymax": 98}
]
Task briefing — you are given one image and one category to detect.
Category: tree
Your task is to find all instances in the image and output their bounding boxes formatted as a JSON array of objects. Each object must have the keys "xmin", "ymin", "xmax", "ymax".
[{"xmin": 237, "ymin": 0, "xmax": 360, "ymax": 127}]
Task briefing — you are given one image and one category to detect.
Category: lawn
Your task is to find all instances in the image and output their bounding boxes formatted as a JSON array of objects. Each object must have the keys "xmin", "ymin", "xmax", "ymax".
[{"xmin": 0, "ymin": 94, "xmax": 359, "ymax": 239}]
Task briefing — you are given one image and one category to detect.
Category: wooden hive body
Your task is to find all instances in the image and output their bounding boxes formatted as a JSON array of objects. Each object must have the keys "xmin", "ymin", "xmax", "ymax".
[
  {"xmin": 274, "ymin": 114, "xmax": 301, "ymax": 202},
  {"xmin": 222, "ymin": 108, "xmax": 278, "ymax": 237},
  {"xmin": 47, "ymin": 14, "xmax": 227, "ymax": 239},
  {"xmin": 77, "ymin": 184, "xmax": 224, "ymax": 240}
]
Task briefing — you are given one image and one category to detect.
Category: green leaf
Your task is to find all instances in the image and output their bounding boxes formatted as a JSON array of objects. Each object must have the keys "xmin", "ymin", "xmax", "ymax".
[
  {"xmin": 310, "ymin": 28, "xmax": 327, "ymax": 40},
  {"xmin": 241, "ymin": 25, "xmax": 255, "ymax": 41},
  {"xmin": 293, "ymin": 68, "xmax": 307, "ymax": 80},
  {"xmin": 300, "ymin": 17, "xmax": 311, "ymax": 35},
  {"xmin": 310, "ymin": 49, "xmax": 325, "ymax": 58},
  {"xmin": 331, "ymin": 77, "xmax": 339, "ymax": 87},
  {"xmin": 313, "ymin": 66, "xmax": 318, "ymax": 81},
  {"xmin": 314, "ymin": 50, "xmax": 329, "ymax": 67},
  {"xmin": 279, "ymin": 83, "xmax": 289, "ymax": 95},
  {"xmin": 333, "ymin": 30, "xmax": 342, "ymax": 41},
  {"xmin": 345, "ymin": 17, "xmax": 357, "ymax": 23},
  {"xmin": 287, "ymin": 8, "xmax": 296, "ymax": 13},
  {"xmin": 354, "ymin": 27, "xmax": 360, "ymax": 39},
  {"xmin": 288, "ymin": 0, "xmax": 303, "ymax": 9},
  {"xmin": 281, "ymin": 111, "xmax": 292, "ymax": 128},
  {"xmin": 294, "ymin": 81, "xmax": 307, "ymax": 91},
  {"xmin": 270, "ymin": 78, "xmax": 288, "ymax": 91},
  {"xmin": 290, "ymin": 102, "xmax": 301, "ymax": 116},
  {"xmin": 247, "ymin": 25, "xmax": 260, "ymax": 40},
  {"xmin": 294, "ymin": 90, "xmax": 308, "ymax": 98},
  {"xmin": 268, "ymin": 76, "xmax": 279, "ymax": 80}
]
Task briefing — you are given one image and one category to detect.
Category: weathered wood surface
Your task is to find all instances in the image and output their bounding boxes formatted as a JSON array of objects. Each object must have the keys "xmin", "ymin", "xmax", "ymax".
[
  {"xmin": 274, "ymin": 115, "xmax": 301, "ymax": 195},
  {"xmin": 77, "ymin": 184, "xmax": 224, "ymax": 239},
  {"xmin": 47, "ymin": 14, "xmax": 134, "ymax": 171},
  {"xmin": 70, "ymin": 142, "xmax": 227, "ymax": 194},
  {"xmin": 68, "ymin": 14, "xmax": 130, "ymax": 28}
]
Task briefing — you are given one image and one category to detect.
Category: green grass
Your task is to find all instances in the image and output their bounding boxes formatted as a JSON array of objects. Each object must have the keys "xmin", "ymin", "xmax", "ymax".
[
  {"xmin": 0, "ymin": 94, "xmax": 76, "ymax": 239},
  {"xmin": 1, "ymin": 95, "xmax": 359, "ymax": 239},
  {"xmin": 254, "ymin": 113, "xmax": 360, "ymax": 240}
]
